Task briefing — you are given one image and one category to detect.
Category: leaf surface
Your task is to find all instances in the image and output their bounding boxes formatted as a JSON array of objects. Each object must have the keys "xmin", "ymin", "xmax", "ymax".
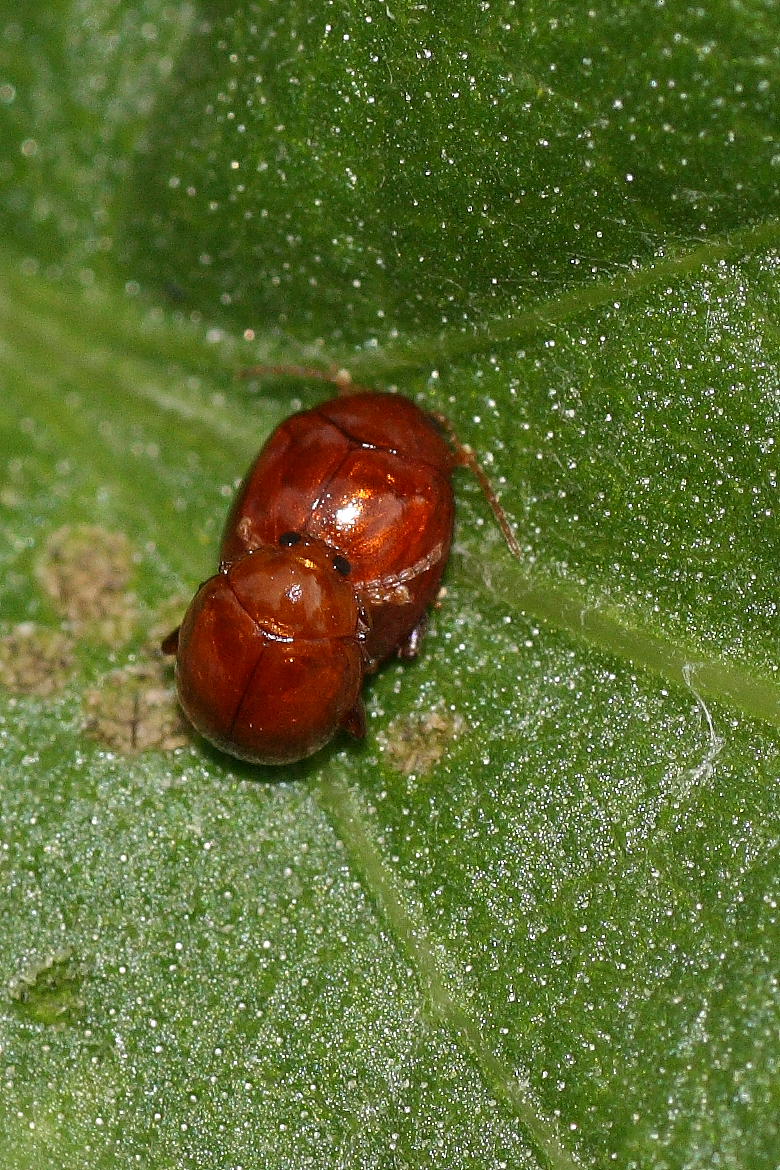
[{"xmin": 1, "ymin": 2, "xmax": 779, "ymax": 1167}]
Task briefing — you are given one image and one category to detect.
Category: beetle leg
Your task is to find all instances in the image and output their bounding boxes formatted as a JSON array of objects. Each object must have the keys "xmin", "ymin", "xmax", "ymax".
[
  {"xmin": 161, "ymin": 627, "xmax": 180, "ymax": 655},
  {"xmin": 341, "ymin": 697, "xmax": 367, "ymax": 740},
  {"xmin": 396, "ymin": 613, "xmax": 429, "ymax": 661},
  {"xmin": 429, "ymin": 410, "xmax": 522, "ymax": 560},
  {"xmin": 237, "ymin": 364, "xmax": 376, "ymax": 398}
]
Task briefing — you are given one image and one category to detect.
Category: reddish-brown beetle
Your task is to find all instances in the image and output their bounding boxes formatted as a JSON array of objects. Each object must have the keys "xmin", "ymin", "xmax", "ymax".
[{"xmin": 163, "ymin": 367, "xmax": 519, "ymax": 765}]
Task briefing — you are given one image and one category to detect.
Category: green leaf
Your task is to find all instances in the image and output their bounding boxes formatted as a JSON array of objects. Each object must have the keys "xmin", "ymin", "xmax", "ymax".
[{"xmin": 1, "ymin": 2, "xmax": 779, "ymax": 1167}]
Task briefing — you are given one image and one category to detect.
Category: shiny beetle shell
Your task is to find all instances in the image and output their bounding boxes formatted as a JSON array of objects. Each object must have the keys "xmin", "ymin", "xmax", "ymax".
[
  {"xmin": 221, "ymin": 392, "xmax": 456, "ymax": 664},
  {"xmin": 174, "ymin": 539, "xmax": 366, "ymax": 765},
  {"xmin": 166, "ymin": 383, "xmax": 519, "ymax": 766}
]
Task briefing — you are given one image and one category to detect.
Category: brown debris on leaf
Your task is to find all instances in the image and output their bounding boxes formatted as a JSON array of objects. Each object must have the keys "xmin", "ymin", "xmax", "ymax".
[
  {"xmin": 9, "ymin": 952, "xmax": 85, "ymax": 1028},
  {"xmin": 36, "ymin": 524, "xmax": 138, "ymax": 643},
  {"xmin": 377, "ymin": 701, "xmax": 467, "ymax": 776},
  {"xmin": 83, "ymin": 659, "xmax": 189, "ymax": 755},
  {"xmin": 0, "ymin": 622, "xmax": 75, "ymax": 696}
]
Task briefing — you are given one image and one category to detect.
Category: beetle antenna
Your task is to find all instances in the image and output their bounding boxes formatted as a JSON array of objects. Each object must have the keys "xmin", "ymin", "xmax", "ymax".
[
  {"xmin": 238, "ymin": 364, "xmax": 375, "ymax": 398},
  {"xmin": 429, "ymin": 411, "xmax": 522, "ymax": 560}
]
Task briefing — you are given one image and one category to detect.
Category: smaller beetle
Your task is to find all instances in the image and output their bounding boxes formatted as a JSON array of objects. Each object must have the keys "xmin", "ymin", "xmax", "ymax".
[{"xmin": 163, "ymin": 367, "xmax": 520, "ymax": 765}]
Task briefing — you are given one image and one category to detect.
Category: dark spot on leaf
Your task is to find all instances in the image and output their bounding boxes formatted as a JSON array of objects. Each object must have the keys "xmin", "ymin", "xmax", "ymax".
[
  {"xmin": 0, "ymin": 623, "xmax": 75, "ymax": 696},
  {"xmin": 36, "ymin": 524, "xmax": 137, "ymax": 643},
  {"xmin": 83, "ymin": 660, "xmax": 189, "ymax": 754},
  {"xmin": 378, "ymin": 702, "xmax": 467, "ymax": 776}
]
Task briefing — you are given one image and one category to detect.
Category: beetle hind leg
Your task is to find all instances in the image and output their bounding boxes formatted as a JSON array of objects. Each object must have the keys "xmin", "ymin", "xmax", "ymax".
[
  {"xmin": 429, "ymin": 410, "xmax": 522, "ymax": 559},
  {"xmin": 161, "ymin": 627, "xmax": 180, "ymax": 655},
  {"xmin": 341, "ymin": 698, "xmax": 366, "ymax": 740}
]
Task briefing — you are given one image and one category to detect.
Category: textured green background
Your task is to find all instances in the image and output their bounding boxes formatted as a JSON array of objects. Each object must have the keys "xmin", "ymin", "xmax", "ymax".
[{"xmin": 1, "ymin": 2, "xmax": 779, "ymax": 1167}]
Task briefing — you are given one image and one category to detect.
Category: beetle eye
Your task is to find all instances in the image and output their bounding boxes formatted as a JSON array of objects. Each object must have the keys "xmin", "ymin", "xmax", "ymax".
[
  {"xmin": 332, "ymin": 554, "xmax": 351, "ymax": 576},
  {"xmin": 279, "ymin": 531, "xmax": 302, "ymax": 547}
]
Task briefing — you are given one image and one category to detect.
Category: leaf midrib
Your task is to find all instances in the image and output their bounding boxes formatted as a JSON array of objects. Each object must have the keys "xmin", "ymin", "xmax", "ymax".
[
  {"xmin": 317, "ymin": 775, "xmax": 584, "ymax": 1170},
  {"xmin": 342, "ymin": 217, "xmax": 780, "ymax": 375},
  {"xmin": 456, "ymin": 547, "xmax": 780, "ymax": 729}
]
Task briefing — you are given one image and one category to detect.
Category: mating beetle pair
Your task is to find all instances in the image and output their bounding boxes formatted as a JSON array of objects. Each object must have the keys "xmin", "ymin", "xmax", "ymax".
[{"xmin": 164, "ymin": 368, "xmax": 519, "ymax": 765}]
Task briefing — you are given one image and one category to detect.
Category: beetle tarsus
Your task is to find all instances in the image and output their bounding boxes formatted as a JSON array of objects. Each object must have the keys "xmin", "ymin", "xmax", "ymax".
[{"xmin": 341, "ymin": 698, "xmax": 367, "ymax": 740}]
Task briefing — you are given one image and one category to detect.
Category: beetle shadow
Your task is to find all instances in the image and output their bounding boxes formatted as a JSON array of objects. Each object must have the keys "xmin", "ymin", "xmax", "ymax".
[{"xmin": 192, "ymin": 726, "xmax": 368, "ymax": 786}]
